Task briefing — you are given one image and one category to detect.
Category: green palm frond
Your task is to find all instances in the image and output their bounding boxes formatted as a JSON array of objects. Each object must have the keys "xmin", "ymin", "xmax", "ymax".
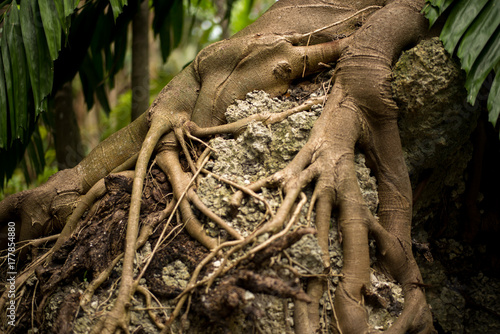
[
  {"xmin": 424, "ymin": 0, "xmax": 500, "ymax": 130},
  {"xmin": 0, "ymin": 0, "xmax": 82, "ymax": 186},
  {"xmin": 0, "ymin": 0, "xmax": 129, "ymax": 186}
]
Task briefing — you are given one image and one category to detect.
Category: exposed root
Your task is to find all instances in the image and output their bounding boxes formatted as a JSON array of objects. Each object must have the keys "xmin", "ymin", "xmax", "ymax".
[
  {"xmin": 0, "ymin": 2, "xmax": 441, "ymax": 333},
  {"xmin": 98, "ymin": 24, "xmax": 346, "ymax": 333},
  {"xmin": 298, "ymin": 5, "xmax": 382, "ymax": 40},
  {"xmin": 135, "ymin": 285, "xmax": 165, "ymax": 330},
  {"xmin": 0, "ymin": 250, "xmax": 50, "ymax": 318},
  {"xmin": 155, "ymin": 139, "xmax": 218, "ymax": 250},
  {"xmin": 165, "ymin": 239, "xmax": 243, "ymax": 327},
  {"xmin": 93, "ymin": 143, "xmax": 209, "ymax": 334},
  {"xmin": 201, "ymin": 168, "xmax": 275, "ymax": 218},
  {"xmin": 186, "ymin": 95, "xmax": 326, "ymax": 138},
  {"xmin": 165, "ymin": 192, "xmax": 309, "ymax": 328},
  {"xmin": 12, "ymin": 234, "xmax": 59, "ymax": 253},
  {"xmin": 80, "ymin": 197, "xmax": 176, "ymax": 309},
  {"xmin": 50, "ymin": 170, "xmax": 134, "ymax": 261},
  {"xmin": 80, "ymin": 253, "xmax": 124, "ymax": 309},
  {"xmin": 188, "ymin": 189, "xmax": 243, "ymax": 241},
  {"xmin": 0, "ymin": 167, "xmax": 82, "ymax": 246}
]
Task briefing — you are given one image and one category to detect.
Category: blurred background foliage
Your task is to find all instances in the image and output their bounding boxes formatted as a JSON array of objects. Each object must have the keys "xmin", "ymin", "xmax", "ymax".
[{"xmin": 0, "ymin": 0, "xmax": 274, "ymax": 199}]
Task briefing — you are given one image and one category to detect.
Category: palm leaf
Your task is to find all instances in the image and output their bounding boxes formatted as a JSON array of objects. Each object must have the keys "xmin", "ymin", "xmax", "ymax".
[
  {"xmin": 109, "ymin": 0, "xmax": 127, "ymax": 20},
  {"xmin": 439, "ymin": 0, "xmax": 489, "ymax": 55},
  {"xmin": 152, "ymin": 0, "xmax": 183, "ymax": 62},
  {"xmin": 0, "ymin": 0, "xmax": 127, "ymax": 186},
  {"xmin": 464, "ymin": 27, "xmax": 500, "ymax": 105},
  {"xmin": 38, "ymin": 0, "xmax": 63, "ymax": 61},
  {"xmin": 0, "ymin": 54, "xmax": 8, "ymax": 148},
  {"xmin": 0, "ymin": 0, "xmax": 80, "ymax": 185},
  {"xmin": 425, "ymin": 0, "xmax": 500, "ymax": 131}
]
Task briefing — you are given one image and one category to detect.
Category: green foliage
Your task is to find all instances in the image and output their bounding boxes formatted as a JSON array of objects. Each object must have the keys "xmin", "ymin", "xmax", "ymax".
[
  {"xmin": 152, "ymin": 0, "xmax": 184, "ymax": 62},
  {"xmin": 0, "ymin": 121, "xmax": 58, "ymax": 200},
  {"xmin": 0, "ymin": 0, "xmax": 264, "ymax": 190},
  {"xmin": 0, "ymin": 0, "xmax": 131, "ymax": 187},
  {"xmin": 0, "ymin": 0, "xmax": 80, "ymax": 187},
  {"xmin": 76, "ymin": 0, "xmax": 135, "ymax": 114},
  {"xmin": 230, "ymin": 0, "xmax": 273, "ymax": 35},
  {"xmin": 424, "ymin": 0, "xmax": 500, "ymax": 129}
]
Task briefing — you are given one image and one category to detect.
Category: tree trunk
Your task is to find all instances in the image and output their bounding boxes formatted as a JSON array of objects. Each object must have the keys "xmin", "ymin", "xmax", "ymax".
[
  {"xmin": 53, "ymin": 81, "xmax": 84, "ymax": 170},
  {"xmin": 131, "ymin": 0, "xmax": 150, "ymax": 121}
]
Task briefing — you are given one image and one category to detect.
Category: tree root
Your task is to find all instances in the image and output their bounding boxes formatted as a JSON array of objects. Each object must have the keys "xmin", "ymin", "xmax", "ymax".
[
  {"xmin": 0, "ymin": 171, "xmax": 134, "ymax": 321},
  {"xmin": 185, "ymin": 95, "xmax": 326, "ymax": 138},
  {"xmin": 50, "ymin": 170, "xmax": 135, "ymax": 261},
  {"xmin": 91, "ymin": 151, "xmax": 208, "ymax": 333},
  {"xmin": 0, "ymin": 2, "xmax": 440, "ymax": 332},
  {"xmin": 77, "ymin": 197, "xmax": 174, "ymax": 308},
  {"xmin": 162, "ymin": 192, "xmax": 309, "ymax": 328},
  {"xmin": 93, "ymin": 29, "xmax": 346, "ymax": 333},
  {"xmin": 135, "ymin": 285, "xmax": 166, "ymax": 330},
  {"xmin": 0, "ymin": 168, "xmax": 82, "ymax": 248}
]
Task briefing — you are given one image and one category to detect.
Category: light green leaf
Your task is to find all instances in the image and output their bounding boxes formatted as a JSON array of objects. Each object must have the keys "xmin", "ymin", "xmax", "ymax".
[
  {"xmin": 7, "ymin": 1, "xmax": 28, "ymax": 139},
  {"xmin": 440, "ymin": 0, "xmax": 488, "ymax": 54},
  {"xmin": 39, "ymin": 0, "xmax": 62, "ymax": 60},
  {"xmin": 465, "ymin": 27, "xmax": 500, "ymax": 104},
  {"xmin": 109, "ymin": 0, "xmax": 127, "ymax": 20},
  {"xmin": 63, "ymin": 0, "xmax": 75, "ymax": 17},
  {"xmin": 457, "ymin": 1, "xmax": 500, "ymax": 73},
  {"xmin": 20, "ymin": 0, "xmax": 41, "ymax": 108},
  {"xmin": 53, "ymin": 0, "xmax": 68, "ymax": 34}
]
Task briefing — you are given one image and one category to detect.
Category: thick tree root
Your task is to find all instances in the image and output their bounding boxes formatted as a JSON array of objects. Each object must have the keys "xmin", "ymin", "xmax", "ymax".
[
  {"xmin": 90, "ymin": 28, "xmax": 347, "ymax": 334},
  {"xmin": 0, "ymin": 168, "xmax": 82, "ymax": 248},
  {"xmin": 211, "ymin": 2, "xmax": 434, "ymax": 332},
  {"xmin": 91, "ymin": 146, "xmax": 210, "ymax": 334},
  {"xmin": 0, "ymin": 2, "xmax": 440, "ymax": 333}
]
